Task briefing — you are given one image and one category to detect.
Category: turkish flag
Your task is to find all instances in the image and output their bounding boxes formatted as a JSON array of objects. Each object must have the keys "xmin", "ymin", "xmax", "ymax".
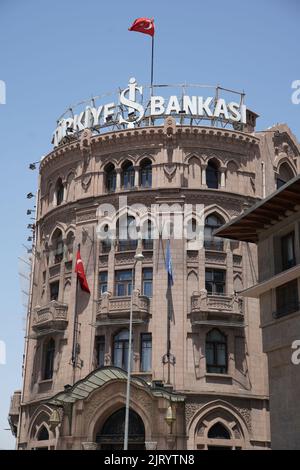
[
  {"xmin": 129, "ymin": 18, "xmax": 155, "ymax": 37},
  {"xmin": 75, "ymin": 248, "xmax": 90, "ymax": 293}
]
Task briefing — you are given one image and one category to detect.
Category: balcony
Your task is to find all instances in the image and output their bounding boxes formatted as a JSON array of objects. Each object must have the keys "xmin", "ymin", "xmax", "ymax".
[
  {"xmin": 96, "ymin": 290, "xmax": 151, "ymax": 325},
  {"xmin": 32, "ymin": 300, "xmax": 68, "ymax": 334},
  {"xmin": 189, "ymin": 292, "xmax": 244, "ymax": 327},
  {"xmin": 8, "ymin": 390, "xmax": 21, "ymax": 437}
]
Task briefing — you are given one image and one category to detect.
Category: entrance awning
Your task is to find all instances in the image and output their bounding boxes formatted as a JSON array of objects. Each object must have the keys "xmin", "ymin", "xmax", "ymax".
[{"xmin": 47, "ymin": 366, "xmax": 185, "ymax": 407}]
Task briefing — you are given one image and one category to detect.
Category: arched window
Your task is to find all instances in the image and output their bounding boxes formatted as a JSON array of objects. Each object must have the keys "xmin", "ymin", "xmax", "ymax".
[
  {"xmin": 43, "ymin": 338, "xmax": 55, "ymax": 380},
  {"xmin": 208, "ymin": 423, "xmax": 231, "ymax": 440},
  {"xmin": 206, "ymin": 329, "xmax": 227, "ymax": 374},
  {"xmin": 142, "ymin": 219, "xmax": 154, "ymax": 250},
  {"xmin": 186, "ymin": 218, "xmax": 198, "ymax": 241},
  {"xmin": 51, "ymin": 228, "xmax": 64, "ymax": 264},
  {"xmin": 117, "ymin": 215, "xmax": 138, "ymax": 251},
  {"xmin": 66, "ymin": 231, "xmax": 74, "ymax": 261},
  {"xmin": 204, "ymin": 214, "xmax": 224, "ymax": 250},
  {"xmin": 96, "ymin": 408, "xmax": 145, "ymax": 449},
  {"xmin": 276, "ymin": 162, "xmax": 294, "ymax": 189},
  {"xmin": 122, "ymin": 161, "xmax": 135, "ymax": 189},
  {"xmin": 105, "ymin": 163, "xmax": 116, "ymax": 193},
  {"xmin": 140, "ymin": 158, "xmax": 152, "ymax": 188},
  {"xmin": 55, "ymin": 178, "xmax": 64, "ymax": 206},
  {"xmin": 113, "ymin": 330, "xmax": 131, "ymax": 371},
  {"xmin": 101, "ymin": 224, "xmax": 112, "ymax": 253},
  {"xmin": 37, "ymin": 425, "xmax": 49, "ymax": 441},
  {"xmin": 206, "ymin": 160, "xmax": 219, "ymax": 189}
]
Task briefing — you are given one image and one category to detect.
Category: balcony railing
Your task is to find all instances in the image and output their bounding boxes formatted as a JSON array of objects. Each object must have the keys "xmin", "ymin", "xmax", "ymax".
[
  {"xmin": 96, "ymin": 291, "xmax": 151, "ymax": 325},
  {"xmin": 189, "ymin": 292, "xmax": 244, "ymax": 326},
  {"xmin": 273, "ymin": 301, "xmax": 300, "ymax": 319},
  {"xmin": 32, "ymin": 300, "xmax": 68, "ymax": 333}
]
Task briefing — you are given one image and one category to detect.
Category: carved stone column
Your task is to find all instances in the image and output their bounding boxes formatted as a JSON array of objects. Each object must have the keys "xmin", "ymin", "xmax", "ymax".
[
  {"xmin": 201, "ymin": 164, "xmax": 207, "ymax": 186},
  {"xmin": 220, "ymin": 166, "xmax": 227, "ymax": 188},
  {"xmin": 226, "ymin": 249, "xmax": 234, "ymax": 295},
  {"xmin": 134, "ymin": 166, "xmax": 139, "ymax": 188},
  {"xmin": 116, "ymin": 168, "xmax": 121, "ymax": 191},
  {"xmin": 198, "ymin": 247, "xmax": 206, "ymax": 290}
]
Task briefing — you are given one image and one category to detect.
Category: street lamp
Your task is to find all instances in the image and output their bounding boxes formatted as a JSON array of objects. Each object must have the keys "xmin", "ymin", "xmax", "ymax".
[
  {"xmin": 124, "ymin": 252, "xmax": 144, "ymax": 450},
  {"xmin": 165, "ymin": 404, "xmax": 176, "ymax": 434}
]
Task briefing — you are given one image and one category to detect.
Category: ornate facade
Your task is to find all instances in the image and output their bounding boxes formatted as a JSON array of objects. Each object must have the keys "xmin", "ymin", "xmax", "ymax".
[{"xmin": 9, "ymin": 117, "xmax": 300, "ymax": 450}]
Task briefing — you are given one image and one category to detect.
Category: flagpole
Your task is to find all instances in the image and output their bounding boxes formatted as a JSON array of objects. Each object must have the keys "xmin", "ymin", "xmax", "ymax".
[
  {"xmin": 150, "ymin": 35, "xmax": 154, "ymax": 95},
  {"xmin": 72, "ymin": 244, "xmax": 80, "ymax": 383}
]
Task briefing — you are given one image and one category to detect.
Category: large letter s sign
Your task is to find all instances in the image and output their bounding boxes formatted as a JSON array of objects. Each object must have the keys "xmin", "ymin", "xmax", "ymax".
[{"xmin": 119, "ymin": 77, "xmax": 144, "ymax": 127}]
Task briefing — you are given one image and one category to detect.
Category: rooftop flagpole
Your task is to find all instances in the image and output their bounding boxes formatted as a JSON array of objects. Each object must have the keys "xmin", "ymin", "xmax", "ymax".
[
  {"xmin": 151, "ymin": 34, "xmax": 154, "ymax": 95},
  {"xmin": 128, "ymin": 17, "xmax": 155, "ymax": 95}
]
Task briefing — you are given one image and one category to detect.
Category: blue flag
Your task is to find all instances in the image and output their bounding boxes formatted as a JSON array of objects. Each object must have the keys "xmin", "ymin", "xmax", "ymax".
[{"xmin": 165, "ymin": 240, "xmax": 174, "ymax": 286}]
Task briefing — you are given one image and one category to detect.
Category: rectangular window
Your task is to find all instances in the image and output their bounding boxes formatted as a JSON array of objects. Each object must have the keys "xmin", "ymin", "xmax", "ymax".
[
  {"xmin": 99, "ymin": 271, "xmax": 108, "ymax": 295},
  {"xmin": 142, "ymin": 268, "xmax": 153, "ymax": 298},
  {"xmin": 115, "ymin": 270, "xmax": 132, "ymax": 296},
  {"xmin": 141, "ymin": 333, "xmax": 152, "ymax": 372},
  {"xmin": 281, "ymin": 232, "xmax": 295, "ymax": 271},
  {"xmin": 275, "ymin": 279, "xmax": 299, "ymax": 318},
  {"xmin": 95, "ymin": 335, "xmax": 105, "ymax": 367},
  {"xmin": 50, "ymin": 281, "xmax": 59, "ymax": 301},
  {"xmin": 205, "ymin": 269, "xmax": 226, "ymax": 295}
]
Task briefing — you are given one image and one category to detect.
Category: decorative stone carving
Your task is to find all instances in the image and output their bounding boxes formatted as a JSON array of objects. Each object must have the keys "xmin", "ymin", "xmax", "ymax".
[
  {"xmin": 163, "ymin": 163, "xmax": 177, "ymax": 180},
  {"xmin": 32, "ymin": 301, "xmax": 68, "ymax": 332},
  {"xmin": 145, "ymin": 441, "xmax": 158, "ymax": 450},
  {"xmin": 96, "ymin": 291, "xmax": 150, "ymax": 323},
  {"xmin": 81, "ymin": 441, "xmax": 98, "ymax": 450},
  {"xmin": 80, "ymin": 129, "xmax": 92, "ymax": 167},
  {"xmin": 190, "ymin": 292, "xmax": 244, "ymax": 325},
  {"xmin": 237, "ymin": 407, "xmax": 252, "ymax": 433},
  {"xmin": 81, "ymin": 173, "xmax": 92, "ymax": 192},
  {"xmin": 185, "ymin": 403, "xmax": 203, "ymax": 427}
]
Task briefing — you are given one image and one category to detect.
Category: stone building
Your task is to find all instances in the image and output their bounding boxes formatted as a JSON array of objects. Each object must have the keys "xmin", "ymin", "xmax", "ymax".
[
  {"xmin": 8, "ymin": 88, "xmax": 300, "ymax": 449},
  {"xmin": 217, "ymin": 175, "xmax": 300, "ymax": 450}
]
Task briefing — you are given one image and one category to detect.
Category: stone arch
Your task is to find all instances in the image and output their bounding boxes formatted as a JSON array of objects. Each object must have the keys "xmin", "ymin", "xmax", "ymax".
[
  {"xmin": 136, "ymin": 153, "xmax": 155, "ymax": 165},
  {"xmin": 187, "ymin": 400, "xmax": 251, "ymax": 450},
  {"xmin": 274, "ymin": 154, "xmax": 297, "ymax": 173},
  {"xmin": 187, "ymin": 270, "xmax": 199, "ymax": 309},
  {"xmin": 49, "ymin": 223, "xmax": 66, "ymax": 242},
  {"xmin": 100, "ymin": 158, "xmax": 119, "ymax": 171},
  {"xmin": 275, "ymin": 158, "xmax": 296, "ymax": 188},
  {"xmin": 54, "ymin": 177, "xmax": 65, "ymax": 206},
  {"xmin": 205, "ymin": 155, "xmax": 222, "ymax": 167},
  {"xmin": 84, "ymin": 381, "xmax": 153, "ymax": 444},
  {"xmin": 204, "ymin": 205, "xmax": 230, "ymax": 223},
  {"xmin": 28, "ymin": 405, "xmax": 53, "ymax": 440},
  {"xmin": 234, "ymin": 273, "xmax": 243, "ymax": 292}
]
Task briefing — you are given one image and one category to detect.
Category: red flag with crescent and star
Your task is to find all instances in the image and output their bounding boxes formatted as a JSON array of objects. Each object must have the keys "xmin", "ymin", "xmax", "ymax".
[
  {"xmin": 129, "ymin": 17, "xmax": 155, "ymax": 37},
  {"xmin": 75, "ymin": 248, "xmax": 90, "ymax": 293}
]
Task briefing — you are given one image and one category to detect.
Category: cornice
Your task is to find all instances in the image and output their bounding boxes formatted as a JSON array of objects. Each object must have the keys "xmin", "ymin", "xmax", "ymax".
[{"xmin": 40, "ymin": 126, "xmax": 260, "ymax": 174}]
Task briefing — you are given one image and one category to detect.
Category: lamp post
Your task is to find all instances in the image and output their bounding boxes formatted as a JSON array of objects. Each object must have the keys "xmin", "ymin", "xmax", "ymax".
[{"xmin": 124, "ymin": 252, "xmax": 144, "ymax": 450}]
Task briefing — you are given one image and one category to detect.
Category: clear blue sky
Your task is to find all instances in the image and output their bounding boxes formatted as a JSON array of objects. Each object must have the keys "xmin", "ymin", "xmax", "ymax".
[{"xmin": 0, "ymin": 0, "xmax": 299, "ymax": 449}]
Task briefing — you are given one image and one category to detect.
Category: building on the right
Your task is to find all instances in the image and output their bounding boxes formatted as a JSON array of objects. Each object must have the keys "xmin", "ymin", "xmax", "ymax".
[{"xmin": 216, "ymin": 175, "xmax": 300, "ymax": 450}]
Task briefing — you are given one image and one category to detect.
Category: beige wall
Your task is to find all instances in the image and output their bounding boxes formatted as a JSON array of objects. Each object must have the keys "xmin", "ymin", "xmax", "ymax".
[{"xmin": 14, "ymin": 121, "xmax": 300, "ymax": 450}]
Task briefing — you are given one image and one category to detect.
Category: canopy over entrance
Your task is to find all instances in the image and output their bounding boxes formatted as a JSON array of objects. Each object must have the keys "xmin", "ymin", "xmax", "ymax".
[{"xmin": 47, "ymin": 366, "xmax": 185, "ymax": 407}]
